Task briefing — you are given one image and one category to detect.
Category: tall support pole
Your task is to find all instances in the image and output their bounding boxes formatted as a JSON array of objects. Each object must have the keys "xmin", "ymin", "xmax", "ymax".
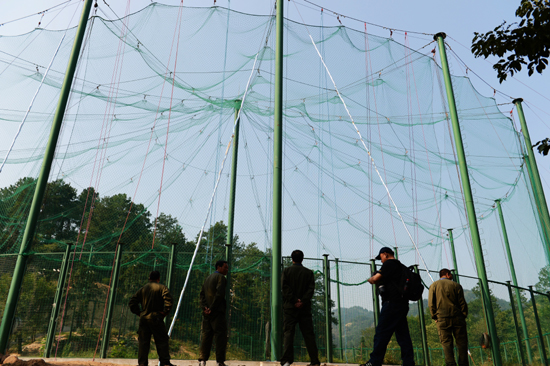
[
  {"xmin": 226, "ymin": 101, "xmax": 242, "ymax": 321},
  {"xmin": 414, "ymin": 265, "xmax": 430, "ymax": 366},
  {"xmin": 0, "ymin": 0, "xmax": 93, "ymax": 353},
  {"xmin": 44, "ymin": 243, "xmax": 73, "ymax": 358},
  {"xmin": 507, "ymin": 282, "xmax": 527, "ymax": 366},
  {"xmin": 100, "ymin": 243, "xmax": 124, "ymax": 358},
  {"xmin": 370, "ymin": 260, "xmax": 380, "ymax": 326},
  {"xmin": 271, "ymin": 0, "xmax": 284, "ymax": 360},
  {"xmin": 447, "ymin": 229, "xmax": 460, "ymax": 284},
  {"xmin": 394, "ymin": 247, "xmax": 399, "ymax": 260},
  {"xmin": 514, "ymin": 99, "xmax": 550, "ymax": 264},
  {"xmin": 529, "ymin": 286, "xmax": 549, "ymax": 366},
  {"xmin": 435, "ymin": 32, "xmax": 502, "ymax": 366},
  {"xmin": 323, "ymin": 254, "xmax": 333, "ymax": 363},
  {"xmin": 335, "ymin": 259, "xmax": 344, "ymax": 361},
  {"xmin": 496, "ymin": 199, "xmax": 533, "ymax": 363},
  {"xmin": 165, "ymin": 242, "xmax": 177, "ymax": 325}
]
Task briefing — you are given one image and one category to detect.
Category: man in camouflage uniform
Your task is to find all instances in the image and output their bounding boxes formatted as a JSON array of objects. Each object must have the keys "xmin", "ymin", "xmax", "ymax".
[
  {"xmin": 129, "ymin": 270, "xmax": 174, "ymax": 366},
  {"xmin": 429, "ymin": 268, "xmax": 469, "ymax": 366}
]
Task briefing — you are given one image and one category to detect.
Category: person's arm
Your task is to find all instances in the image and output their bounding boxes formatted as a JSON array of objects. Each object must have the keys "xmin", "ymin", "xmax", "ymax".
[
  {"xmin": 457, "ymin": 285, "xmax": 468, "ymax": 318},
  {"xmin": 282, "ymin": 269, "xmax": 296, "ymax": 305},
  {"xmin": 162, "ymin": 286, "xmax": 173, "ymax": 315},
  {"xmin": 428, "ymin": 284, "xmax": 437, "ymax": 320},
  {"xmin": 209, "ymin": 274, "xmax": 227, "ymax": 312},
  {"xmin": 200, "ymin": 283, "xmax": 208, "ymax": 309},
  {"xmin": 300, "ymin": 270, "xmax": 315, "ymax": 307},
  {"xmin": 128, "ymin": 289, "xmax": 142, "ymax": 316},
  {"xmin": 368, "ymin": 272, "xmax": 382, "ymax": 284}
]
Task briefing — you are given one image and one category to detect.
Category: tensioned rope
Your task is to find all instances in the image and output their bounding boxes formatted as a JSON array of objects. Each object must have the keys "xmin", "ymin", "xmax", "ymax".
[
  {"xmin": 168, "ymin": 50, "xmax": 262, "ymax": 336},
  {"xmin": 291, "ymin": 0, "xmax": 435, "ymax": 282}
]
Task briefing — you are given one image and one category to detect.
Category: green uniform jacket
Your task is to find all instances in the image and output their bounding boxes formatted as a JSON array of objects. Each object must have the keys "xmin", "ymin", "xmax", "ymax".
[
  {"xmin": 428, "ymin": 278, "xmax": 468, "ymax": 320},
  {"xmin": 282, "ymin": 263, "xmax": 315, "ymax": 310},
  {"xmin": 129, "ymin": 282, "xmax": 173, "ymax": 319},
  {"xmin": 200, "ymin": 272, "xmax": 227, "ymax": 313}
]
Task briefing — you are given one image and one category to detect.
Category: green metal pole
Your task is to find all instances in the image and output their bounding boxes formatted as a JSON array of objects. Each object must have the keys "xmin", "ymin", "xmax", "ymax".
[
  {"xmin": 435, "ymin": 32, "xmax": 502, "ymax": 366},
  {"xmin": 514, "ymin": 99, "xmax": 550, "ymax": 264},
  {"xmin": 394, "ymin": 247, "xmax": 399, "ymax": 260},
  {"xmin": 370, "ymin": 259, "xmax": 380, "ymax": 327},
  {"xmin": 447, "ymin": 229, "xmax": 460, "ymax": 284},
  {"xmin": 323, "ymin": 254, "xmax": 333, "ymax": 363},
  {"xmin": 165, "ymin": 242, "xmax": 177, "ymax": 325},
  {"xmin": 496, "ymin": 199, "xmax": 533, "ymax": 363},
  {"xmin": 271, "ymin": 0, "xmax": 284, "ymax": 360},
  {"xmin": 100, "ymin": 243, "xmax": 124, "ymax": 358},
  {"xmin": 507, "ymin": 281, "xmax": 527, "ymax": 366},
  {"xmin": 226, "ymin": 101, "xmax": 241, "ymax": 322},
  {"xmin": 44, "ymin": 243, "xmax": 73, "ymax": 358},
  {"xmin": 414, "ymin": 265, "xmax": 430, "ymax": 366},
  {"xmin": 529, "ymin": 286, "xmax": 548, "ymax": 366},
  {"xmin": 0, "ymin": 0, "xmax": 93, "ymax": 353},
  {"xmin": 335, "ymin": 258, "xmax": 344, "ymax": 361}
]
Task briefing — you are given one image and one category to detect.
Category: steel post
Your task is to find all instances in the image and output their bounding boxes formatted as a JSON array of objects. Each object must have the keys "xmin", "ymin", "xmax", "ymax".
[
  {"xmin": 165, "ymin": 242, "xmax": 177, "ymax": 325},
  {"xmin": 370, "ymin": 259, "xmax": 380, "ymax": 326},
  {"xmin": 447, "ymin": 229, "xmax": 459, "ymax": 284},
  {"xmin": 529, "ymin": 286, "xmax": 548, "ymax": 366},
  {"xmin": 335, "ymin": 259, "xmax": 344, "ymax": 361},
  {"xmin": 44, "ymin": 243, "xmax": 73, "ymax": 357},
  {"xmin": 415, "ymin": 265, "xmax": 430, "ymax": 366},
  {"xmin": 323, "ymin": 254, "xmax": 333, "ymax": 362},
  {"xmin": 496, "ymin": 199, "xmax": 533, "ymax": 363},
  {"xmin": 271, "ymin": 0, "xmax": 284, "ymax": 359},
  {"xmin": 0, "ymin": 0, "xmax": 93, "ymax": 353},
  {"xmin": 435, "ymin": 32, "xmax": 502, "ymax": 366},
  {"xmin": 100, "ymin": 243, "xmax": 124, "ymax": 358},
  {"xmin": 507, "ymin": 281, "xmax": 527, "ymax": 366},
  {"xmin": 514, "ymin": 99, "xmax": 550, "ymax": 264}
]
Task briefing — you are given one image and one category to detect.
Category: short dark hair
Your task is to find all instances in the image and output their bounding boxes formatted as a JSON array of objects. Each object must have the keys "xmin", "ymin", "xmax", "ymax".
[
  {"xmin": 215, "ymin": 260, "xmax": 228, "ymax": 270},
  {"xmin": 439, "ymin": 268, "xmax": 452, "ymax": 278},
  {"xmin": 291, "ymin": 250, "xmax": 304, "ymax": 263},
  {"xmin": 149, "ymin": 270, "xmax": 160, "ymax": 281}
]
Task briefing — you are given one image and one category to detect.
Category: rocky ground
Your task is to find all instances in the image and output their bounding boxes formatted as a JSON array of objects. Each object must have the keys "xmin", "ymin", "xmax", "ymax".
[{"xmin": 0, "ymin": 355, "xmax": 134, "ymax": 366}]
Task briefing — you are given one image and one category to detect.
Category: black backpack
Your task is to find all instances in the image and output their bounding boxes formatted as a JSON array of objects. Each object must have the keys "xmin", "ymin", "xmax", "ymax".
[{"xmin": 397, "ymin": 265, "xmax": 424, "ymax": 301}]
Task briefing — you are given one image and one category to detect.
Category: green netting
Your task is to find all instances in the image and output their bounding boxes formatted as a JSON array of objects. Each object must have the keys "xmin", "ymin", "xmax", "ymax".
[{"xmin": 1, "ymin": 2, "xmax": 550, "ymax": 364}]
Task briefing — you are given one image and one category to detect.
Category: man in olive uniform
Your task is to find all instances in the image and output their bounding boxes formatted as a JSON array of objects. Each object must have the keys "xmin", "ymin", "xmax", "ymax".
[
  {"xmin": 199, "ymin": 260, "xmax": 229, "ymax": 366},
  {"xmin": 129, "ymin": 270, "xmax": 174, "ymax": 366},
  {"xmin": 429, "ymin": 269, "xmax": 469, "ymax": 366},
  {"xmin": 280, "ymin": 250, "xmax": 320, "ymax": 366}
]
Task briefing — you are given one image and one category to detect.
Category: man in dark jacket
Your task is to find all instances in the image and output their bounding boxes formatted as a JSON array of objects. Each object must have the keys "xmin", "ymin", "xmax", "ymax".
[
  {"xmin": 429, "ymin": 268, "xmax": 469, "ymax": 366},
  {"xmin": 129, "ymin": 270, "xmax": 174, "ymax": 366},
  {"xmin": 361, "ymin": 247, "xmax": 414, "ymax": 366},
  {"xmin": 199, "ymin": 260, "xmax": 229, "ymax": 366},
  {"xmin": 280, "ymin": 250, "xmax": 320, "ymax": 366}
]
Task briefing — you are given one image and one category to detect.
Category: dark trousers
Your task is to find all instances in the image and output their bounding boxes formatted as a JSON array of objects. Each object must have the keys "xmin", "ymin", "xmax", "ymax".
[
  {"xmin": 281, "ymin": 307, "xmax": 320, "ymax": 365},
  {"xmin": 200, "ymin": 312, "xmax": 228, "ymax": 363},
  {"xmin": 368, "ymin": 301, "xmax": 414, "ymax": 366},
  {"xmin": 138, "ymin": 315, "xmax": 170, "ymax": 366},
  {"xmin": 437, "ymin": 317, "xmax": 469, "ymax": 366}
]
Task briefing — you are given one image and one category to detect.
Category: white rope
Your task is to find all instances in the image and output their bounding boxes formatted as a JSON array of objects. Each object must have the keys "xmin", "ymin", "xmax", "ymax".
[
  {"xmin": 168, "ymin": 50, "xmax": 260, "ymax": 336},
  {"xmin": 291, "ymin": 0, "xmax": 434, "ymax": 282},
  {"xmin": 0, "ymin": 34, "xmax": 66, "ymax": 174}
]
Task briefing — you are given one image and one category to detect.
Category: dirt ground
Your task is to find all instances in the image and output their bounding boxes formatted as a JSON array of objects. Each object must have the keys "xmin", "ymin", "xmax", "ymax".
[{"xmin": 1, "ymin": 355, "xmax": 134, "ymax": 366}]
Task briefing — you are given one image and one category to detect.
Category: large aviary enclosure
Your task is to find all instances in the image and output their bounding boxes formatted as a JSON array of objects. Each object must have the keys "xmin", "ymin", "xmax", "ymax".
[{"xmin": 0, "ymin": 2, "xmax": 549, "ymax": 366}]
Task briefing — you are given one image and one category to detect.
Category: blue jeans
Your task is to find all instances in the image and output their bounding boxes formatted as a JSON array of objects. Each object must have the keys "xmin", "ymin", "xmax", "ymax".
[{"xmin": 368, "ymin": 301, "xmax": 414, "ymax": 366}]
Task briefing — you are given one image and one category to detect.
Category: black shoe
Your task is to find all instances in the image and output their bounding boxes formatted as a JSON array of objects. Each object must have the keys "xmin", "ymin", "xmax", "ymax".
[{"xmin": 360, "ymin": 362, "xmax": 374, "ymax": 366}]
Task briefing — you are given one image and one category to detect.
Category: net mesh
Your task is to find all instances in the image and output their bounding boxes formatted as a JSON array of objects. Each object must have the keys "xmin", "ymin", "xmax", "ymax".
[{"xmin": 0, "ymin": 3, "xmax": 549, "ymax": 364}]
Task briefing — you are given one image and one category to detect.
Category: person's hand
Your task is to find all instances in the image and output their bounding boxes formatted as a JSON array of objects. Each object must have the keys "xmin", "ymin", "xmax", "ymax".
[
  {"xmin": 294, "ymin": 299, "xmax": 303, "ymax": 309},
  {"xmin": 203, "ymin": 307, "xmax": 211, "ymax": 315}
]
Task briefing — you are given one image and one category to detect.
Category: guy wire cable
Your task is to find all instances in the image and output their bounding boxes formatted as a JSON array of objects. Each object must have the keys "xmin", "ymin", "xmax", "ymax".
[{"xmin": 291, "ymin": 0, "xmax": 435, "ymax": 282}]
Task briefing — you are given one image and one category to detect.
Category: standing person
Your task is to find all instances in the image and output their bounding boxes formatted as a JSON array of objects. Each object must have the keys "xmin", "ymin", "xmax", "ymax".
[
  {"xmin": 360, "ymin": 247, "xmax": 414, "ymax": 366},
  {"xmin": 129, "ymin": 270, "xmax": 174, "ymax": 366},
  {"xmin": 199, "ymin": 260, "xmax": 229, "ymax": 366},
  {"xmin": 429, "ymin": 269, "xmax": 469, "ymax": 366},
  {"xmin": 280, "ymin": 250, "xmax": 320, "ymax": 366}
]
